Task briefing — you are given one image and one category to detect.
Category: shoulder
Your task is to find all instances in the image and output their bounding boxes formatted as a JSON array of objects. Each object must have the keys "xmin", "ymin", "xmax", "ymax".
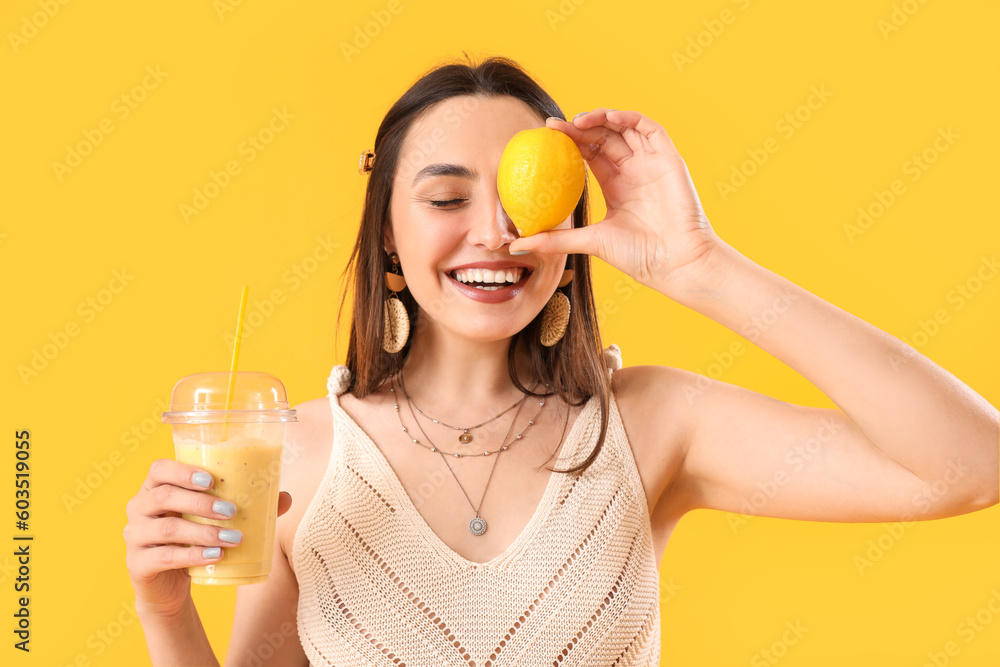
[
  {"xmin": 611, "ymin": 362, "xmax": 741, "ymax": 439},
  {"xmin": 279, "ymin": 387, "xmax": 390, "ymax": 508},
  {"xmin": 609, "ymin": 364, "xmax": 694, "ymax": 515},
  {"xmin": 276, "ymin": 396, "xmax": 335, "ymax": 562},
  {"xmin": 283, "ymin": 393, "xmax": 348, "ymax": 477},
  {"xmin": 293, "ymin": 395, "xmax": 336, "ymax": 421},
  {"xmin": 610, "ymin": 363, "xmax": 697, "ymax": 431},
  {"xmin": 287, "ymin": 397, "xmax": 335, "ymax": 455}
]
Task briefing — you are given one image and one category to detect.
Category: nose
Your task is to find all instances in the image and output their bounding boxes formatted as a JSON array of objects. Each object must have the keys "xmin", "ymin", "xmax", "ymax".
[{"xmin": 466, "ymin": 191, "xmax": 519, "ymax": 251}]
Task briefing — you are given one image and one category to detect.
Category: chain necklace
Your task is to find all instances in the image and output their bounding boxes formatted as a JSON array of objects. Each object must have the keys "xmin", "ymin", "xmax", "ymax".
[
  {"xmin": 389, "ymin": 381, "xmax": 545, "ymax": 457},
  {"xmin": 390, "ymin": 378, "xmax": 545, "ymax": 536},
  {"xmin": 397, "ymin": 372, "xmax": 525, "ymax": 444}
]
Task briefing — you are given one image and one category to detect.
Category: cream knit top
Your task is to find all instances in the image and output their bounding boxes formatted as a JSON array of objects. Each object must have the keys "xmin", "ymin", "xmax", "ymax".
[{"xmin": 292, "ymin": 344, "xmax": 661, "ymax": 666}]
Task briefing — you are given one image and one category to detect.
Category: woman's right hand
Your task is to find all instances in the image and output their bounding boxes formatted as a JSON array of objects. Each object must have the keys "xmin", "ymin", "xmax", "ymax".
[{"xmin": 123, "ymin": 458, "xmax": 292, "ymax": 617}]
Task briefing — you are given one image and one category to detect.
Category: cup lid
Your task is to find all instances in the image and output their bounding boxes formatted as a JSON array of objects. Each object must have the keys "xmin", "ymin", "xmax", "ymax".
[{"xmin": 161, "ymin": 371, "xmax": 298, "ymax": 423}]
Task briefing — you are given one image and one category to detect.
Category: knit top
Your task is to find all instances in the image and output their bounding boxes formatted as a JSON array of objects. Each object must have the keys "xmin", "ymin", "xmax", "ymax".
[{"xmin": 291, "ymin": 344, "xmax": 661, "ymax": 666}]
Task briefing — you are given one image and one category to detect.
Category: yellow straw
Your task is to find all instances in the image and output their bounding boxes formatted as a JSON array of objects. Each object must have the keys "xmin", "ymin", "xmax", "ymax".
[{"xmin": 223, "ymin": 286, "xmax": 250, "ymax": 439}]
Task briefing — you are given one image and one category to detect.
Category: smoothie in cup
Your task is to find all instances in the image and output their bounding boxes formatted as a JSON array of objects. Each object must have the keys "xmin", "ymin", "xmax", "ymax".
[{"xmin": 161, "ymin": 371, "xmax": 297, "ymax": 585}]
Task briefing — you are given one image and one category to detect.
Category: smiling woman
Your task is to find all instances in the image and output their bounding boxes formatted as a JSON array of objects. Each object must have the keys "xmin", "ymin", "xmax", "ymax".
[
  {"xmin": 284, "ymin": 54, "xmax": 665, "ymax": 666},
  {"xmin": 125, "ymin": 50, "xmax": 998, "ymax": 667},
  {"xmin": 337, "ymin": 57, "xmax": 615, "ymax": 466}
]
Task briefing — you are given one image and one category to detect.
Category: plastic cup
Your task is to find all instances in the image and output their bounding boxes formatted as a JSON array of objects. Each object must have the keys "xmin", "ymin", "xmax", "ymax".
[{"xmin": 161, "ymin": 371, "xmax": 297, "ymax": 585}]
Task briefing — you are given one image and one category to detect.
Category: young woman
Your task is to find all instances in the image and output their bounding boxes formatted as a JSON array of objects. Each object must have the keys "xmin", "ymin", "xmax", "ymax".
[{"xmin": 124, "ymin": 55, "xmax": 999, "ymax": 666}]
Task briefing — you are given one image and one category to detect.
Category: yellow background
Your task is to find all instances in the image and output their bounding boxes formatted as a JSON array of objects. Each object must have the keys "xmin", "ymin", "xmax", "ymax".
[{"xmin": 2, "ymin": 0, "xmax": 998, "ymax": 665}]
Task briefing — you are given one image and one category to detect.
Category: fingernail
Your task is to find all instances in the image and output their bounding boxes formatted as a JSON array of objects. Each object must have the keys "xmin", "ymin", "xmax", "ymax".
[
  {"xmin": 546, "ymin": 116, "xmax": 561, "ymax": 122},
  {"xmin": 510, "ymin": 249, "xmax": 531, "ymax": 256},
  {"xmin": 203, "ymin": 547, "xmax": 222, "ymax": 559},
  {"xmin": 573, "ymin": 111, "xmax": 588, "ymax": 119},
  {"xmin": 219, "ymin": 529, "xmax": 243, "ymax": 544},
  {"xmin": 213, "ymin": 500, "xmax": 236, "ymax": 517},
  {"xmin": 192, "ymin": 472, "xmax": 212, "ymax": 488}
]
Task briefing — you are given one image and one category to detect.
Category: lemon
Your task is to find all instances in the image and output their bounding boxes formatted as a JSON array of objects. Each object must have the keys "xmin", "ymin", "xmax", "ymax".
[{"xmin": 497, "ymin": 127, "xmax": 586, "ymax": 237}]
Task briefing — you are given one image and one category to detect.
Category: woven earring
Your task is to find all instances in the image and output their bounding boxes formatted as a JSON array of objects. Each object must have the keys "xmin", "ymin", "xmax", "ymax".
[
  {"xmin": 539, "ymin": 269, "xmax": 573, "ymax": 346},
  {"xmin": 383, "ymin": 252, "xmax": 410, "ymax": 353}
]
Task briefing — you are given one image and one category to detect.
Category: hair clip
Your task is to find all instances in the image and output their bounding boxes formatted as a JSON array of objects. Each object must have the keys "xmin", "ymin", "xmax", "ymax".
[{"xmin": 359, "ymin": 149, "xmax": 376, "ymax": 174}]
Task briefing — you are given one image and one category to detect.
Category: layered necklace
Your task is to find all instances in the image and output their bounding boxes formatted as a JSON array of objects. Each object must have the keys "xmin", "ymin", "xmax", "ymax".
[
  {"xmin": 389, "ymin": 376, "xmax": 546, "ymax": 536},
  {"xmin": 397, "ymin": 373, "xmax": 526, "ymax": 445}
]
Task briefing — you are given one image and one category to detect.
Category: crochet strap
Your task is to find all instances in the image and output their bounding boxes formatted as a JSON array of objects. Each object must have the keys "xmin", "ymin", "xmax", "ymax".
[{"xmin": 602, "ymin": 343, "xmax": 623, "ymax": 376}]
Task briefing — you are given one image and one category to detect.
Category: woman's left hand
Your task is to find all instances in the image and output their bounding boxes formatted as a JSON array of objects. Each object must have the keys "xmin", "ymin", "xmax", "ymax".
[{"xmin": 508, "ymin": 109, "xmax": 726, "ymax": 297}]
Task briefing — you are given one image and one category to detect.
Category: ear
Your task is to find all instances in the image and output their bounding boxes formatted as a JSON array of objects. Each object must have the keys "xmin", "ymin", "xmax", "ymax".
[{"xmin": 383, "ymin": 226, "xmax": 395, "ymax": 256}]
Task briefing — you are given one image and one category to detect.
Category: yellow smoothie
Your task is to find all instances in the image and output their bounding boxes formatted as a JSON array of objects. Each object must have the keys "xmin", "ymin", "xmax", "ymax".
[{"xmin": 174, "ymin": 436, "xmax": 283, "ymax": 585}]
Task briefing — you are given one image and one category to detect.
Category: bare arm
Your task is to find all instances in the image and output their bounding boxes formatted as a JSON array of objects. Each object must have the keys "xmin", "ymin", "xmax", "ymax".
[
  {"xmin": 125, "ymin": 458, "xmax": 297, "ymax": 666},
  {"xmin": 223, "ymin": 523, "xmax": 307, "ymax": 666},
  {"xmin": 125, "ymin": 457, "xmax": 242, "ymax": 666},
  {"xmin": 223, "ymin": 399, "xmax": 331, "ymax": 666},
  {"xmin": 653, "ymin": 239, "xmax": 998, "ymax": 522},
  {"xmin": 504, "ymin": 109, "xmax": 996, "ymax": 524},
  {"xmin": 137, "ymin": 596, "xmax": 220, "ymax": 667}
]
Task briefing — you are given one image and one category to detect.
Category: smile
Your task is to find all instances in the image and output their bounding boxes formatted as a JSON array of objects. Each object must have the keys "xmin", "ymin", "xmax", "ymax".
[{"xmin": 444, "ymin": 267, "xmax": 533, "ymax": 303}]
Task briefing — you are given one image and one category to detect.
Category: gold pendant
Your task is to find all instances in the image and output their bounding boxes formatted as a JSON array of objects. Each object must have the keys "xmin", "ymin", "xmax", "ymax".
[{"xmin": 459, "ymin": 431, "xmax": 472, "ymax": 444}]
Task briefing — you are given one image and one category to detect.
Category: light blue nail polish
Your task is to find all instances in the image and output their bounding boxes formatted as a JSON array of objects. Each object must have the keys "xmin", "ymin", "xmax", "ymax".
[
  {"xmin": 192, "ymin": 472, "xmax": 212, "ymax": 488},
  {"xmin": 219, "ymin": 529, "xmax": 243, "ymax": 544},
  {"xmin": 213, "ymin": 500, "xmax": 236, "ymax": 517},
  {"xmin": 574, "ymin": 111, "xmax": 588, "ymax": 119},
  {"xmin": 510, "ymin": 250, "xmax": 531, "ymax": 256},
  {"xmin": 203, "ymin": 547, "xmax": 222, "ymax": 559}
]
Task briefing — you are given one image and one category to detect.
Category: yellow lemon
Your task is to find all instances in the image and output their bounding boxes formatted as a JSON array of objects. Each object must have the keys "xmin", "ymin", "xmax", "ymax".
[{"xmin": 497, "ymin": 127, "xmax": 586, "ymax": 237}]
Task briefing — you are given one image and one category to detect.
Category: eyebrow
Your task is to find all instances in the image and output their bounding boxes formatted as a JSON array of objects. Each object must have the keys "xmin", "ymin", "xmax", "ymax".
[{"xmin": 411, "ymin": 163, "xmax": 479, "ymax": 186}]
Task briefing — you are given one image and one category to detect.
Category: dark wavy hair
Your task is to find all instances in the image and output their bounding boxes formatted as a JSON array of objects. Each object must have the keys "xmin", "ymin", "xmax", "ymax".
[{"xmin": 335, "ymin": 52, "xmax": 611, "ymax": 475}]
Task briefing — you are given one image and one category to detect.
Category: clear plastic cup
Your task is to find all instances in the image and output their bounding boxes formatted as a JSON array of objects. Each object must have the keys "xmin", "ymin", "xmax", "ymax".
[{"xmin": 161, "ymin": 371, "xmax": 297, "ymax": 585}]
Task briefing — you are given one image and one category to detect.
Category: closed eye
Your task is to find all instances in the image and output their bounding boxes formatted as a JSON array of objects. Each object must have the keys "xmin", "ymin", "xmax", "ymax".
[{"xmin": 429, "ymin": 198, "xmax": 467, "ymax": 208}]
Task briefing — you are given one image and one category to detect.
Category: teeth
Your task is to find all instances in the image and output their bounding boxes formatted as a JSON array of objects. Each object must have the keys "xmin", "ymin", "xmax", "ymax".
[{"xmin": 450, "ymin": 267, "xmax": 524, "ymax": 284}]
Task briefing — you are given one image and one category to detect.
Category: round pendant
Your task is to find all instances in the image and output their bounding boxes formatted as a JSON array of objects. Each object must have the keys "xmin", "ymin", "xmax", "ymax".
[
  {"xmin": 459, "ymin": 432, "xmax": 473, "ymax": 444},
  {"xmin": 469, "ymin": 516, "xmax": 487, "ymax": 536}
]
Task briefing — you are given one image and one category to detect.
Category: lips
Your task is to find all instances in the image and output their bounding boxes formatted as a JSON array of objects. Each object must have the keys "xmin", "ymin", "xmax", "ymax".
[{"xmin": 444, "ymin": 266, "xmax": 532, "ymax": 303}]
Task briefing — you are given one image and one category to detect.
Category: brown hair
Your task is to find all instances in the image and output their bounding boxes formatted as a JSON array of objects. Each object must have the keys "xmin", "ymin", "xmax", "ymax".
[{"xmin": 335, "ymin": 53, "xmax": 612, "ymax": 475}]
